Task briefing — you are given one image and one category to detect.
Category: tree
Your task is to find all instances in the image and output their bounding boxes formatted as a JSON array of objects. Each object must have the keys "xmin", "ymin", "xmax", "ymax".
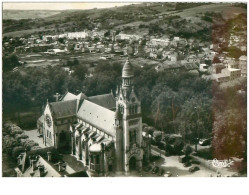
[
  {"xmin": 151, "ymin": 88, "xmax": 181, "ymax": 133},
  {"xmin": 175, "ymin": 94, "xmax": 212, "ymax": 149},
  {"xmin": 183, "ymin": 144, "xmax": 193, "ymax": 157},
  {"xmin": 104, "ymin": 30, "xmax": 110, "ymax": 37},
  {"xmin": 153, "ymin": 131, "xmax": 162, "ymax": 143},
  {"xmin": 212, "ymin": 109, "xmax": 246, "ymax": 159},
  {"xmin": 73, "ymin": 64, "xmax": 88, "ymax": 81},
  {"xmin": 58, "ymin": 38, "xmax": 65, "ymax": 44},
  {"xmin": 3, "ymin": 54, "xmax": 21, "ymax": 72},
  {"xmin": 212, "ymin": 56, "xmax": 221, "ymax": 63},
  {"xmin": 227, "ymin": 46, "xmax": 245, "ymax": 59}
]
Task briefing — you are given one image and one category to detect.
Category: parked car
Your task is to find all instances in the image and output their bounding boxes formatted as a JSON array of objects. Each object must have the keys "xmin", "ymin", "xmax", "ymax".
[
  {"xmin": 178, "ymin": 155, "xmax": 187, "ymax": 163},
  {"xmin": 189, "ymin": 166, "xmax": 200, "ymax": 173},
  {"xmin": 164, "ymin": 171, "xmax": 172, "ymax": 177},
  {"xmin": 157, "ymin": 169, "xmax": 165, "ymax": 176},
  {"xmin": 183, "ymin": 161, "xmax": 192, "ymax": 167},
  {"xmin": 152, "ymin": 166, "xmax": 159, "ymax": 174},
  {"xmin": 143, "ymin": 166, "xmax": 152, "ymax": 172},
  {"xmin": 199, "ymin": 138, "xmax": 211, "ymax": 146}
]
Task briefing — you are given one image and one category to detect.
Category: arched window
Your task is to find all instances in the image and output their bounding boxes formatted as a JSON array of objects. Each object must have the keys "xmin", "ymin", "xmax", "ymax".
[
  {"xmin": 119, "ymin": 104, "xmax": 124, "ymax": 114},
  {"xmin": 129, "ymin": 105, "xmax": 138, "ymax": 115},
  {"xmin": 135, "ymin": 105, "xmax": 138, "ymax": 113},
  {"xmin": 129, "ymin": 130, "xmax": 136, "ymax": 145}
]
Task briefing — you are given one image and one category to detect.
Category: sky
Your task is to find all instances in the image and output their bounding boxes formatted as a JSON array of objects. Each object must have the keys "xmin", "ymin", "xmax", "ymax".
[{"xmin": 3, "ymin": 2, "xmax": 135, "ymax": 10}]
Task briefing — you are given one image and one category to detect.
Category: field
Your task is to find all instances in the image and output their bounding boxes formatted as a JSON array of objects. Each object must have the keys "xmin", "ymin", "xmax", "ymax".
[
  {"xmin": 3, "ymin": 26, "xmax": 55, "ymax": 37},
  {"xmin": 173, "ymin": 3, "xmax": 246, "ymax": 19},
  {"xmin": 3, "ymin": 3, "xmax": 246, "ymax": 38},
  {"xmin": 3, "ymin": 10, "xmax": 62, "ymax": 20}
]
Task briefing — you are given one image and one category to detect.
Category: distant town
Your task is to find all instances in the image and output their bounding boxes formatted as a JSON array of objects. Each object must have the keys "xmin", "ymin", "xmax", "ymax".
[{"xmin": 3, "ymin": 17, "xmax": 247, "ymax": 82}]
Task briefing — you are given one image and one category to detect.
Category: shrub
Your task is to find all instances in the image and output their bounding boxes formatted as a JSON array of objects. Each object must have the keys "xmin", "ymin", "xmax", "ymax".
[
  {"xmin": 23, "ymin": 140, "xmax": 39, "ymax": 150},
  {"xmin": 164, "ymin": 134, "xmax": 184, "ymax": 155},
  {"xmin": 15, "ymin": 133, "xmax": 29, "ymax": 141},
  {"xmin": 10, "ymin": 126, "xmax": 23, "ymax": 136},
  {"xmin": 153, "ymin": 131, "xmax": 162, "ymax": 143},
  {"xmin": 183, "ymin": 144, "xmax": 193, "ymax": 157},
  {"xmin": 143, "ymin": 126, "xmax": 156, "ymax": 136},
  {"xmin": 3, "ymin": 135, "xmax": 19, "ymax": 154},
  {"xmin": 12, "ymin": 146, "xmax": 25, "ymax": 159}
]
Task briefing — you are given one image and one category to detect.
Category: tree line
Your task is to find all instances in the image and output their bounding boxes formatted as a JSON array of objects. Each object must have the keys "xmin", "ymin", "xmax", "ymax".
[{"xmin": 3, "ymin": 58, "xmax": 247, "ymax": 161}]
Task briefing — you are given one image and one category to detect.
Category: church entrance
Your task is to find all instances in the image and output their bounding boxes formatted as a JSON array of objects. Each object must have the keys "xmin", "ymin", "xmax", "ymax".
[
  {"xmin": 129, "ymin": 156, "xmax": 136, "ymax": 171},
  {"xmin": 58, "ymin": 131, "xmax": 70, "ymax": 153}
]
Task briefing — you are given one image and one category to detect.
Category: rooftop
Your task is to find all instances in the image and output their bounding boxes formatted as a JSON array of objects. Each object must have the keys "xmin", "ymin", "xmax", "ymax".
[
  {"xmin": 77, "ymin": 100, "xmax": 116, "ymax": 136},
  {"xmin": 49, "ymin": 99, "xmax": 78, "ymax": 119},
  {"xmin": 87, "ymin": 93, "xmax": 116, "ymax": 110}
]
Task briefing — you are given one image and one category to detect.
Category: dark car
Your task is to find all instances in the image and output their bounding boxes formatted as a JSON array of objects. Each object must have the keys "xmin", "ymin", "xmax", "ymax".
[
  {"xmin": 183, "ymin": 161, "xmax": 192, "ymax": 167},
  {"xmin": 152, "ymin": 166, "xmax": 159, "ymax": 174},
  {"xmin": 157, "ymin": 169, "xmax": 165, "ymax": 176},
  {"xmin": 143, "ymin": 166, "xmax": 152, "ymax": 172},
  {"xmin": 164, "ymin": 171, "xmax": 172, "ymax": 177},
  {"xmin": 199, "ymin": 138, "xmax": 211, "ymax": 146},
  {"xmin": 189, "ymin": 166, "xmax": 200, "ymax": 173}
]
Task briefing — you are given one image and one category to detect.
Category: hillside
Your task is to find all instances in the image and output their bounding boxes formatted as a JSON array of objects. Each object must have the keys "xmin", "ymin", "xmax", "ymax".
[
  {"xmin": 3, "ymin": 10, "xmax": 62, "ymax": 20},
  {"xmin": 2, "ymin": 2, "xmax": 246, "ymax": 38}
]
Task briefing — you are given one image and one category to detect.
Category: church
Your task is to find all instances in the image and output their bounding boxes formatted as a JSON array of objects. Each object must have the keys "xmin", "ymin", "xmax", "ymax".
[{"xmin": 38, "ymin": 58, "xmax": 151, "ymax": 176}]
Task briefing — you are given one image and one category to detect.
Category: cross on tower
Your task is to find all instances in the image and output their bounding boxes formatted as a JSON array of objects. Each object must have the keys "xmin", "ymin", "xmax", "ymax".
[{"xmin": 53, "ymin": 93, "xmax": 60, "ymax": 102}]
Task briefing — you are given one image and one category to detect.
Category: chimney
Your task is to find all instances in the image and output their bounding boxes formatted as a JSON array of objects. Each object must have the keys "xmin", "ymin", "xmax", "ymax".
[
  {"xmin": 58, "ymin": 162, "xmax": 63, "ymax": 172},
  {"xmin": 17, "ymin": 155, "xmax": 22, "ymax": 165},
  {"xmin": 31, "ymin": 160, "xmax": 36, "ymax": 172},
  {"xmin": 38, "ymin": 165, "xmax": 45, "ymax": 177},
  {"xmin": 47, "ymin": 151, "xmax": 52, "ymax": 162},
  {"xmin": 29, "ymin": 156, "xmax": 32, "ymax": 167}
]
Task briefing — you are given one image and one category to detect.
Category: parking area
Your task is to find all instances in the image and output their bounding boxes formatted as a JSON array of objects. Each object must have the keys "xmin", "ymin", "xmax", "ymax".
[{"xmin": 147, "ymin": 149, "xmax": 217, "ymax": 177}]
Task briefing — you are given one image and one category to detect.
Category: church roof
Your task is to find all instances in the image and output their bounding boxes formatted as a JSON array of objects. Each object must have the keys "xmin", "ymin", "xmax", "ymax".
[
  {"xmin": 122, "ymin": 58, "xmax": 134, "ymax": 78},
  {"xmin": 49, "ymin": 99, "xmax": 78, "ymax": 119},
  {"xmin": 37, "ymin": 115, "xmax": 44, "ymax": 123},
  {"xmin": 60, "ymin": 92, "xmax": 77, "ymax": 101},
  {"xmin": 87, "ymin": 93, "xmax": 116, "ymax": 110},
  {"xmin": 77, "ymin": 92, "xmax": 88, "ymax": 100},
  {"xmin": 77, "ymin": 100, "xmax": 115, "ymax": 136}
]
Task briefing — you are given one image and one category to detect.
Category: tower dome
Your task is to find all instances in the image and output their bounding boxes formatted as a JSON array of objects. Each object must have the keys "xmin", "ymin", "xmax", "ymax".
[{"xmin": 122, "ymin": 58, "xmax": 134, "ymax": 78}]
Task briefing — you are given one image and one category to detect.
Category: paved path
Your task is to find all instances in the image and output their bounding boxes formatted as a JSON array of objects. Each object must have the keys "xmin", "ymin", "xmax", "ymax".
[{"xmin": 24, "ymin": 129, "xmax": 46, "ymax": 148}]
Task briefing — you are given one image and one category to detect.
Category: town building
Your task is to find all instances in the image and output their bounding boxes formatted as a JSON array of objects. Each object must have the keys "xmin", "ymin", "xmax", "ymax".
[
  {"xmin": 38, "ymin": 59, "xmax": 151, "ymax": 176},
  {"xmin": 239, "ymin": 55, "xmax": 247, "ymax": 77},
  {"xmin": 221, "ymin": 68, "xmax": 241, "ymax": 80},
  {"xmin": 150, "ymin": 38, "xmax": 170, "ymax": 47},
  {"xmin": 15, "ymin": 149, "xmax": 88, "ymax": 177}
]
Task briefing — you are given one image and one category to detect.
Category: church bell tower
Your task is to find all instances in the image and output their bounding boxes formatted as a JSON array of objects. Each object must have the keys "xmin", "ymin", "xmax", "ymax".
[{"xmin": 116, "ymin": 58, "xmax": 143, "ymax": 173}]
